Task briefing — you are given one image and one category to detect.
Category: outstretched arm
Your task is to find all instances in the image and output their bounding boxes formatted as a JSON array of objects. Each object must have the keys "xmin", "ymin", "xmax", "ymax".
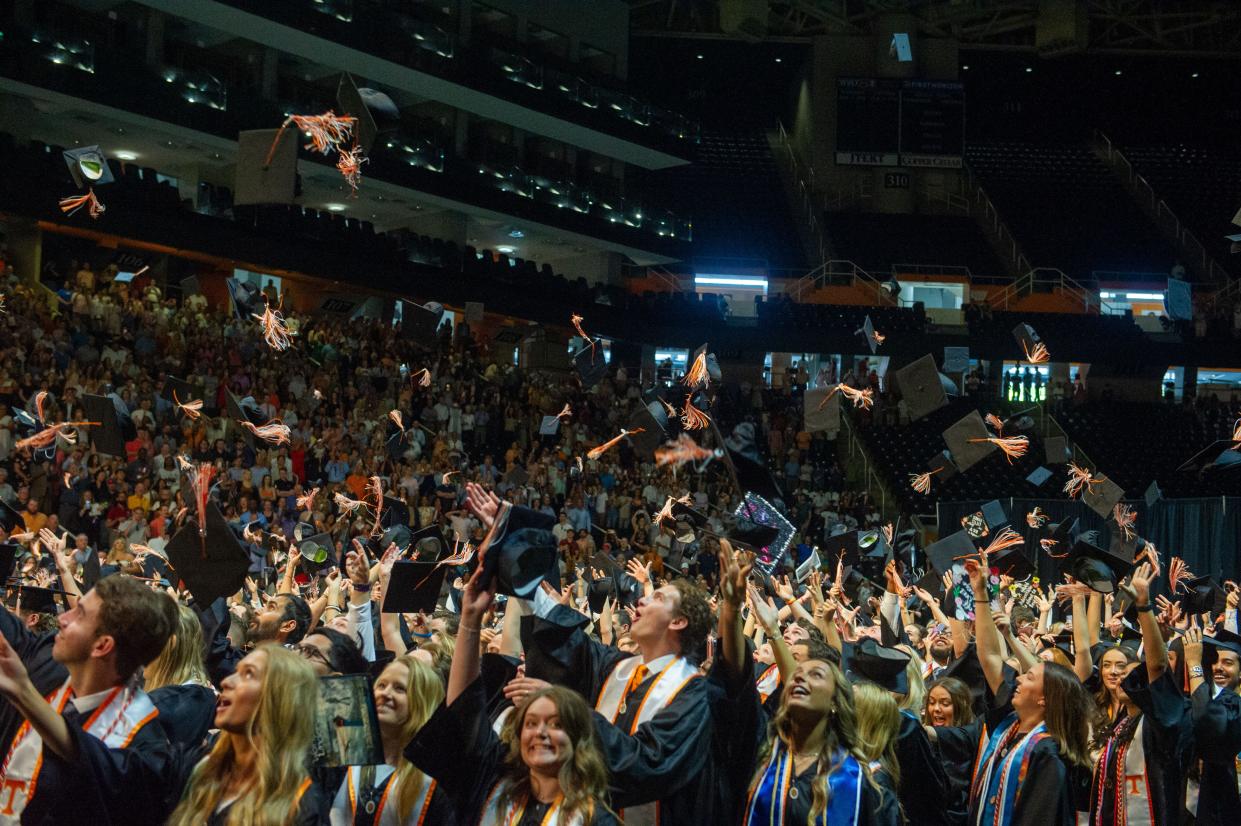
[{"xmin": 967, "ymin": 555, "xmax": 1005, "ymax": 694}]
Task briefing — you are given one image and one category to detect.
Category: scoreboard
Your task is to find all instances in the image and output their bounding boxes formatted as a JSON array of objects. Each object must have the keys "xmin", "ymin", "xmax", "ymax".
[{"xmin": 835, "ymin": 78, "xmax": 965, "ymax": 168}]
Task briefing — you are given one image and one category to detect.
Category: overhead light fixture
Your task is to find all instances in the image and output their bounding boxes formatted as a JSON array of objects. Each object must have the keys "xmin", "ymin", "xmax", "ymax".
[
  {"xmin": 496, "ymin": 245, "xmax": 516, "ymax": 254},
  {"xmin": 1024, "ymin": 67, "xmax": 1033, "ymax": 73},
  {"xmin": 508, "ymin": 229, "xmax": 525, "ymax": 238},
  {"xmin": 962, "ymin": 64, "xmax": 970, "ymax": 70},
  {"xmin": 1114, "ymin": 69, "xmax": 1123, "ymax": 76},
  {"xmin": 774, "ymin": 57, "xmax": 782, "ymax": 63},
  {"xmin": 694, "ymin": 274, "xmax": 768, "ymax": 290},
  {"xmin": 325, "ymin": 203, "xmax": 347, "ymax": 212},
  {"xmin": 113, "ymin": 150, "xmax": 139, "ymax": 161},
  {"xmin": 696, "ymin": 54, "xmax": 703, "ymax": 60},
  {"xmin": 1192, "ymin": 72, "xmax": 1200, "ymax": 78}
]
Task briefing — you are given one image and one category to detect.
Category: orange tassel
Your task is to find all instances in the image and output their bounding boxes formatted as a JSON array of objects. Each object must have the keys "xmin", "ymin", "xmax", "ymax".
[
  {"xmin": 909, "ymin": 468, "xmax": 941, "ymax": 495},
  {"xmin": 336, "ymin": 144, "xmax": 368, "ymax": 196},
  {"xmin": 411, "ymin": 368, "xmax": 432, "ymax": 388},
  {"xmin": 882, "ymin": 523, "xmax": 894, "ymax": 546},
  {"xmin": 368, "ymin": 476, "xmax": 385, "ymax": 538},
  {"xmin": 173, "ymin": 391, "xmax": 203, "ymax": 420},
  {"xmin": 240, "ymin": 420, "xmax": 291, "ymax": 446},
  {"xmin": 33, "ymin": 391, "xmax": 48, "ymax": 422},
  {"xmin": 985, "ymin": 413, "xmax": 1005, "ymax": 433},
  {"xmin": 1113, "ymin": 504, "xmax": 1137, "ymax": 541},
  {"xmin": 556, "ymin": 404, "xmax": 572, "ymax": 421},
  {"xmin": 587, "ymin": 428, "xmax": 643, "ymax": 460},
  {"xmin": 1040, "ymin": 537, "xmax": 1068, "ymax": 558},
  {"xmin": 296, "ymin": 487, "xmax": 319, "ymax": 511},
  {"xmin": 982, "ymin": 527, "xmax": 1024, "ymax": 557},
  {"xmin": 871, "ymin": 330, "xmax": 885, "ymax": 347},
  {"xmin": 1026, "ymin": 507, "xmax": 1048, "ymax": 528},
  {"xmin": 654, "ymin": 433, "xmax": 715, "ymax": 468},
  {"xmin": 682, "ymin": 350, "xmax": 709, "ymax": 388},
  {"xmin": 1169, "ymin": 557, "xmax": 1194, "ymax": 593},
  {"xmin": 177, "ymin": 459, "xmax": 215, "ymax": 539},
  {"xmin": 968, "ymin": 435, "xmax": 1029, "ymax": 463},
  {"xmin": 59, "ymin": 188, "xmax": 105, "ymax": 219},
  {"xmin": 659, "ymin": 398, "xmax": 678, "ymax": 418},
  {"xmin": 388, "ymin": 410, "xmax": 404, "ymax": 431},
  {"xmin": 334, "ymin": 492, "xmax": 366, "ymax": 515},
  {"xmin": 252, "ymin": 297, "xmax": 293, "ymax": 351},
  {"xmin": 1063, "ymin": 462, "xmax": 1098, "ymax": 498},
  {"xmin": 1023, "ymin": 341, "xmax": 1049, "ymax": 364},
  {"xmin": 681, "ymin": 394, "xmax": 711, "ymax": 430},
  {"xmin": 267, "ymin": 110, "xmax": 357, "ymax": 165},
  {"xmin": 818, "ymin": 384, "xmax": 874, "ymax": 411},
  {"xmin": 16, "ymin": 421, "xmax": 98, "ymax": 452}
]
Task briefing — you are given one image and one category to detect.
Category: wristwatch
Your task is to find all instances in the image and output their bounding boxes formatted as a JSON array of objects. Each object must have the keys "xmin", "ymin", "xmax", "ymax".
[{"xmin": 1189, "ymin": 665, "xmax": 1204, "ymax": 678}]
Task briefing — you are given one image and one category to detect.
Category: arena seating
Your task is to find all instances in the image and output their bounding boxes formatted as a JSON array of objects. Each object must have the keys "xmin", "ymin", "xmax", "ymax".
[
  {"xmin": 1119, "ymin": 143, "xmax": 1241, "ymax": 272},
  {"xmin": 964, "ymin": 309, "xmax": 1150, "ymax": 364},
  {"xmin": 965, "ymin": 141, "xmax": 1180, "ymax": 280},
  {"xmin": 822, "ymin": 212, "xmax": 1005, "ymax": 278},
  {"xmin": 755, "ymin": 294, "xmax": 927, "ymax": 335}
]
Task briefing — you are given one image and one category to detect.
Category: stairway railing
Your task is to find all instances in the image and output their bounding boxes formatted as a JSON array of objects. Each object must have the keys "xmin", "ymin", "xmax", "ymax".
[
  {"xmin": 787, "ymin": 260, "xmax": 897, "ymax": 305},
  {"xmin": 1092, "ymin": 129, "xmax": 1233, "ymax": 285},
  {"xmin": 963, "ymin": 165, "xmax": 1031, "ymax": 280},
  {"xmin": 837, "ymin": 404, "xmax": 897, "ymax": 521},
  {"xmin": 986, "ymin": 267, "xmax": 1112, "ymax": 314},
  {"xmin": 775, "ymin": 121, "xmax": 832, "ymax": 267}
]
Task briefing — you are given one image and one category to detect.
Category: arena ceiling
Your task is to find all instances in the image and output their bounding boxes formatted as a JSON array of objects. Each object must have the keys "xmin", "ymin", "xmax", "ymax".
[{"xmin": 628, "ymin": 0, "xmax": 1241, "ymax": 57}]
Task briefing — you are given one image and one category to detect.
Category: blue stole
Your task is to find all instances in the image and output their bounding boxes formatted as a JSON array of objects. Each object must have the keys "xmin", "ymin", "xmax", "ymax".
[
  {"xmin": 744, "ymin": 740, "xmax": 863, "ymax": 826},
  {"xmin": 971, "ymin": 714, "xmax": 1049, "ymax": 826}
]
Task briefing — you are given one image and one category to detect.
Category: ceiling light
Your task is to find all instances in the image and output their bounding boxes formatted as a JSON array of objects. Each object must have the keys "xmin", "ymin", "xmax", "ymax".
[
  {"xmin": 1114, "ymin": 69, "xmax": 1122, "ymax": 76},
  {"xmin": 496, "ymin": 245, "xmax": 516, "ymax": 254},
  {"xmin": 774, "ymin": 58, "xmax": 782, "ymax": 63},
  {"xmin": 508, "ymin": 229, "xmax": 524, "ymax": 238},
  {"xmin": 113, "ymin": 150, "xmax": 139, "ymax": 161},
  {"xmin": 1192, "ymin": 72, "xmax": 1200, "ymax": 78},
  {"xmin": 325, "ymin": 203, "xmax": 347, "ymax": 212},
  {"xmin": 962, "ymin": 64, "xmax": 969, "ymax": 70},
  {"xmin": 1024, "ymin": 67, "xmax": 1033, "ymax": 73},
  {"xmin": 696, "ymin": 54, "xmax": 703, "ymax": 60}
]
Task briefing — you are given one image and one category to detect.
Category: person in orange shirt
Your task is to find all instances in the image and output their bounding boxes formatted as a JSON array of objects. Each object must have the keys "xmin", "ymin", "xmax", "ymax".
[{"xmin": 20, "ymin": 499, "xmax": 47, "ymax": 534}]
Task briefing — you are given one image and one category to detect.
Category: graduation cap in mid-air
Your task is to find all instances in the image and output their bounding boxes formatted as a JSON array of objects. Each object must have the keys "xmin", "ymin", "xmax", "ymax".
[
  {"xmin": 234, "ymin": 128, "xmax": 297, "ymax": 207},
  {"xmin": 1081, "ymin": 475, "xmax": 1125, "ymax": 518},
  {"xmin": 398, "ymin": 300, "xmax": 444, "ymax": 343},
  {"xmin": 335, "ymin": 72, "xmax": 395, "ymax": 155},
  {"xmin": 225, "ymin": 278, "xmax": 265, "ymax": 320},
  {"xmin": 1060, "ymin": 531, "xmax": 1134, "ymax": 593},
  {"xmin": 0, "ymin": 499, "xmax": 26, "ymax": 535},
  {"xmin": 297, "ymin": 533, "xmax": 339, "ymax": 573},
  {"xmin": 226, "ymin": 390, "xmax": 267, "ymax": 448},
  {"xmin": 1180, "ymin": 576, "xmax": 1227, "ymax": 616},
  {"xmin": 80, "ymin": 393, "xmax": 134, "ymax": 458},
  {"xmin": 63, "ymin": 145, "xmax": 116, "ymax": 189},
  {"xmin": 474, "ymin": 502, "xmax": 559, "ymax": 598},
  {"xmin": 572, "ymin": 345, "xmax": 608, "ymax": 389},
  {"xmin": 855, "ymin": 316, "xmax": 880, "ymax": 355},
  {"xmin": 407, "ymin": 524, "xmax": 448, "ymax": 560},
  {"xmin": 1012, "ymin": 323, "xmax": 1045, "ymax": 362},
  {"xmin": 942, "ymin": 410, "xmax": 997, "ymax": 472},
  {"xmin": 626, "ymin": 392, "xmax": 676, "ymax": 458},
  {"xmin": 165, "ymin": 502, "xmax": 252, "ymax": 605},
  {"xmin": 730, "ymin": 492, "xmax": 795, "ymax": 574},
  {"xmin": 160, "ymin": 375, "xmax": 204, "ymax": 411},
  {"xmin": 925, "ymin": 530, "xmax": 977, "ymax": 576},
  {"xmin": 382, "ymin": 560, "xmax": 449, "ymax": 614},
  {"xmin": 723, "ymin": 422, "xmax": 785, "ymax": 507},
  {"xmin": 1044, "ymin": 436, "xmax": 1070, "ymax": 464},
  {"xmin": 1176, "ymin": 441, "xmax": 1241, "ymax": 474},
  {"xmin": 892, "ymin": 355, "xmax": 948, "ymax": 421}
]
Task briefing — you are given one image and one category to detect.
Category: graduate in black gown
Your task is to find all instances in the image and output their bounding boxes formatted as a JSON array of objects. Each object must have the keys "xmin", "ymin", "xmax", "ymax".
[
  {"xmin": 1181, "ymin": 625, "xmax": 1241, "ymax": 826},
  {"xmin": 1086, "ymin": 562, "xmax": 1189, "ymax": 826},
  {"xmin": 714, "ymin": 544, "xmax": 901, "ymax": 826},
  {"xmin": 143, "ymin": 602, "xmax": 218, "ymax": 746},
  {"xmin": 406, "ymin": 567, "xmax": 617, "ymax": 825},
  {"xmin": 961, "ymin": 554, "xmax": 1094, "ymax": 826}
]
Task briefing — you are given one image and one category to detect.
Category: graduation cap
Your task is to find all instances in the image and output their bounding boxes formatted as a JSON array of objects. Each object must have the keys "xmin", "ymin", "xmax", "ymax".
[
  {"xmin": 1143, "ymin": 480, "xmax": 1162, "ymax": 508},
  {"xmin": 989, "ymin": 546, "xmax": 1035, "ymax": 580},
  {"xmin": 572, "ymin": 345, "xmax": 608, "ymax": 389},
  {"xmin": 724, "ymin": 423, "xmax": 785, "ymax": 506},
  {"xmin": 856, "ymin": 316, "xmax": 880, "ymax": 355},
  {"xmin": 226, "ymin": 390, "xmax": 266, "ymax": 448},
  {"xmin": 626, "ymin": 397, "xmax": 674, "ymax": 458},
  {"xmin": 381, "ymin": 496, "xmax": 411, "ymax": 531},
  {"xmin": 940, "ymin": 372, "xmax": 961, "ymax": 398},
  {"xmin": 1026, "ymin": 467, "xmax": 1053, "ymax": 487},
  {"xmin": 1081, "ymin": 475, "xmax": 1125, "ymax": 518},
  {"xmin": 1176, "ymin": 441, "xmax": 1241, "ymax": 474},
  {"xmin": 165, "ymin": 502, "xmax": 252, "ymax": 604},
  {"xmin": 297, "ymin": 533, "xmax": 338, "ymax": 573},
  {"xmin": 1202, "ymin": 628, "xmax": 1241, "ymax": 669},
  {"xmin": 475, "ymin": 503, "xmax": 558, "ymax": 598},
  {"xmin": 1012, "ymin": 323, "xmax": 1044, "ymax": 361},
  {"xmin": 925, "ymin": 530, "xmax": 976, "ymax": 575},
  {"xmin": 858, "ymin": 529, "xmax": 890, "ymax": 564},
  {"xmin": 1044, "ymin": 436, "xmax": 1069, "ymax": 464},
  {"xmin": 730, "ymin": 492, "xmax": 795, "ymax": 574},
  {"xmin": 408, "ymin": 524, "xmax": 447, "ymax": 560},
  {"xmin": 0, "ymin": 499, "xmax": 25, "ymax": 535},
  {"xmin": 160, "ymin": 375, "xmax": 204, "ymax": 409},
  {"xmin": 795, "ymin": 549, "xmax": 821, "ymax": 583},
  {"xmin": 12, "ymin": 585, "xmax": 69, "ymax": 615},
  {"xmin": 63, "ymin": 145, "xmax": 115, "ymax": 189},
  {"xmin": 1181, "ymin": 575, "xmax": 1227, "ymax": 616},
  {"xmin": 845, "ymin": 639, "xmax": 910, "ymax": 694},
  {"xmin": 978, "ymin": 500, "xmax": 1008, "ymax": 535},
  {"xmin": 234, "ymin": 128, "xmax": 297, "ymax": 207},
  {"xmin": 538, "ymin": 415, "xmax": 562, "ymax": 437},
  {"xmin": 385, "ymin": 414, "xmax": 410, "ymax": 460},
  {"xmin": 398, "ymin": 301, "xmax": 444, "ymax": 343},
  {"xmin": 690, "ymin": 343, "xmax": 723, "ymax": 384},
  {"xmin": 80, "ymin": 393, "xmax": 132, "ymax": 458},
  {"xmin": 1042, "ymin": 517, "xmax": 1078, "ymax": 558},
  {"xmin": 926, "ymin": 450, "xmax": 959, "ymax": 482},
  {"xmin": 335, "ymin": 73, "xmax": 382, "ymax": 154},
  {"xmin": 893, "ymin": 355, "xmax": 948, "ymax": 421},
  {"xmin": 913, "ymin": 568, "xmax": 945, "ymax": 602},
  {"xmin": 382, "ymin": 560, "xmax": 449, "ymax": 613},
  {"xmin": 225, "ymin": 278, "xmax": 265, "ymax": 321},
  {"xmin": 1061, "ymin": 531, "xmax": 1134, "ymax": 593},
  {"xmin": 822, "ymin": 530, "xmax": 861, "ymax": 571},
  {"xmin": 587, "ymin": 576, "xmax": 616, "ymax": 615},
  {"xmin": 942, "ymin": 410, "xmax": 997, "ymax": 472}
]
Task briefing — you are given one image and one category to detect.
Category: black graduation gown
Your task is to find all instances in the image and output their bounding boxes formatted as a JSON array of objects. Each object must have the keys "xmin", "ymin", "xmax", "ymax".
[
  {"xmin": 1089, "ymin": 668, "xmax": 1189, "ymax": 826},
  {"xmin": 148, "ymin": 683, "xmax": 217, "ymax": 746},
  {"xmin": 965, "ymin": 669, "xmax": 1091, "ymax": 826},
  {"xmin": 895, "ymin": 710, "xmax": 953, "ymax": 826},
  {"xmin": 520, "ymin": 605, "xmax": 730, "ymax": 825},
  {"xmin": 196, "ymin": 598, "xmax": 246, "ymax": 686},
  {"xmin": 405, "ymin": 677, "xmax": 612, "ymax": 826},
  {"xmin": 0, "ymin": 604, "xmax": 69, "ymax": 758},
  {"xmin": 1189, "ymin": 683, "xmax": 1241, "ymax": 826},
  {"xmin": 720, "ymin": 650, "xmax": 901, "ymax": 826},
  {"xmin": 209, "ymin": 782, "xmax": 326, "ymax": 826},
  {"xmin": 933, "ymin": 718, "xmax": 985, "ymax": 826}
]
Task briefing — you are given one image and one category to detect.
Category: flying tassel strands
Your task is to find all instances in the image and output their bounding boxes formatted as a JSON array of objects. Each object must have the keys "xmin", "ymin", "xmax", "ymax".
[
  {"xmin": 681, "ymin": 394, "xmax": 711, "ymax": 430},
  {"xmin": 253, "ymin": 298, "xmax": 294, "ymax": 351},
  {"xmin": 555, "ymin": 404, "xmax": 572, "ymax": 421},
  {"xmin": 296, "ymin": 488, "xmax": 319, "ymax": 512},
  {"xmin": 1063, "ymin": 462, "xmax": 1098, "ymax": 498},
  {"xmin": 1023, "ymin": 341, "xmax": 1050, "ymax": 364},
  {"xmin": 266, "ymin": 110, "xmax": 357, "ymax": 165},
  {"xmin": 368, "ymin": 476, "xmax": 385, "ymax": 538},
  {"xmin": 240, "ymin": 420, "xmax": 291, "ymax": 446},
  {"xmin": 336, "ymin": 144, "xmax": 368, "ymax": 196},
  {"xmin": 410, "ymin": 368, "xmax": 432, "ymax": 388},
  {"xmin": 968, "ymin": 435, "xmax": 1030, "ymax": 463},
  {"xmin": 985, "ymin": 413, "xmax": 1005, "ymax": 433},
  {"xmin": 654, "ymin": 433, "xmax": 716, "ymax": 469},
  {"xmin": 173, "ymin": 391, "xmax": 203, "ymax": 420},
  {"xmin": 1040, "ymin": 538, "xmax": 1068, "ymax": 558},
  {"xmin": 818, "ymin": 384, "xmax": 874, "ymax": 411},
  {"xmin": 334, "ymin": 493, "xmax": 366, "ymax": 515},
  {"xmin": 59, "ymin": 189, "xmax": 105, "ymax": 219},
  {"xmin": 1168, "ymin": 557, "xmax": 1195, "ymax": 594},
  {"xmin": 682, "ymin": 350, "xmax": 709, "ymax": 389},
  {"xmin": 587, "ymin": 428, "xmax": 644, "ymax": 461},
  {"xmin": 1026, "ymin": 507, "xmax": 1048, "ymax": 528},
  {"xmin": 909, "ymin": 468, "xmax": 942, "ymax": 495},
  {"xmin": 1113, "ymin": 504, "xmax": 1137, "ymax": 541}
]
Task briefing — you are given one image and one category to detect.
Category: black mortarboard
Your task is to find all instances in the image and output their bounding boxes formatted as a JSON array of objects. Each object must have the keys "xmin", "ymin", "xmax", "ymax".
[
  {"xmin": 383, "ymin": 560, "xmax": 448, "ymax": 613},
  {"xmin": 1012, "ymin": 323, "xmax": 1043, "ymax": 361},
  {"xmin": 856, "ymin": 316, "xmax": 879, "ymax": 355},
  {"xmin": 689, "ymin": 343, "xmax": 722, "ymax": 384},
  {"xmin": 475, "ymin": 503, "xmax": 558, "ymax": 598},
  {"xmin": 942, "ymin": 410, "xmax": 997, "ymax": 472},
  {"xmin": 1109, "ymin": 529, "xmax": 1143, "ymax": 566},
  {"xmin": 940, "ymin": 372, "xmax": 961, "ymax": 397},
  {"xmin": 845, "ymin": 639, "xmax": 910, "ymax": 694},
  {"xmin": 13, "ymin": 585, "xmax": 68, "ymax": 614},
  {"xmin": 822, "ymin": 531, "xmax": 860, "ymax": 571},
  {"xmin": 627, "ymin": 398, "xmax": 673, "ymax": 460},
  {"xmin": 234, "ymin": 128, "xmax": 298, "ymax": 207},
  {"xmin": 724, "ymin": 423, "xmax": 785, "ymax": 506},
  {"xmin": 572, "ymin": 346, "xmax": 608, "ymax": 389},
  {"xmin": 989, "ymin": 546, "xmax": 1035, "ymax": 580},
  {"xmin": 225, "ymin": 277, "xmax": 264, "ymax": 321},
  {"xmin": 1061, "ymin": 531, "xmax": 1134, "ymax": 593},
  {"xmin": 398, "ymin": 301, "xmax": 443, "ymax": 343},
  {"xmin": 385, "ymin": 415, "xmax": 409, "ymax": 460},
  {"xmin": 160, "ymin": 375, "xmax": 204, "ymax": 410},
  {"xmin": 730, "ymin": 492, "xmax": 795, "ymax": 574},
  {"xmin": 1143, "ymin": 480, "xmax": 1162, "ymax": 508},
  {"xmin": 539, "ymin": 416, "xmax": 562, "ymax": 436},
  {"xmin": 858, "ymin": 528, "xmax": 889, "ymax": 562},
  {"xmin": 979, "ymin": 500, "xmax": 1008, "ymax": 534},
  {"xmin": 335, "ymin": 73, "xmax": 380, "ymax": 154},
  {"xmin": 913, "ymin": 568, "xmax": 945, "ymax": 602},
  {"xmin": 1202, "ymin": 628, "xmax": 1241, "ymax": 668},
  {"xmin": 63, "ymin": 145, "xmax": 115, "ymax": 189},
  {"xmin": 408, "ymin": 524, "xmax": 447, "ymax": 560},
  {"xmin": 1044, "ymin": 436, "xmax": 1069, "ymax": 464},
  {"xmin": 1042, "ymin": 517, "xmax": 1077, "ymax": 559},
  {"xmin": 226, "ymin": 390, "xmax": 265, "ymax": 448},
  {"xmin": 1026, "ymin": 467, "xmax": 1053, "ymax": 487},
  {"xmin": 298, "ymin": 533, "xmax": 338, "ymax": 573},
  {"xmin": 587, "ymin": 577, "xmax": 615, "ymax": 615},
  {"xmin": 926, "ymin": 450, "xmax": 959, "ymax": 482},
  {"xmin": 381, "ymin": 496, "xmax": 411, "ymax": 531},
  {"xmin": 925, "ymin": 530, "xmax": 976, "ymax": 575},
  {"xmin": 1176, "ymin": 441, "xmax": 1241, "ymax": 474},
  {"xmin": 0, "ymin": 499, "xmax": 24, "ymax": 534},
  {"xmin": 795, "ymin": 549, "xmax": 822, "ymax": 583},
  {"xmin": 1081, "ymin": 475, "xmax": 1125, "ymax": 518},
  {"xmin": 893, "ymin": 355, "xmax": 948, "ymax": 421},
  {"xmin": 81, "ymin": 393, "xmax": 130, "ymax": 458},
  {"xmin": 1181, "ymin": 575, "xmax": 1227, "ymax": 615},
  {"xmin": 165, "ymin": 502, "xmax": 252, "ymax": 604}
]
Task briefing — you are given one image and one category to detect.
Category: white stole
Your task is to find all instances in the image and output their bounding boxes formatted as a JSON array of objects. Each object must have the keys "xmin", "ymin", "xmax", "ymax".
[
  {"xmin": 0, "ymin": 681, "xmax": 157, "ymax": 823},
  {"xmin": 345, "ymin": 765, "xmax": 434, "ymax": 826},
  {"xmin": 756, "ymin": 664, "xmax": 781, "ymax": 704},
  {"xmin": 1123, "ymin": 718, "xmax": 1154, "ymax": 826},
  {"xmin": 479, "ymin": 782, "xmax": 588, "ymax": 826}
]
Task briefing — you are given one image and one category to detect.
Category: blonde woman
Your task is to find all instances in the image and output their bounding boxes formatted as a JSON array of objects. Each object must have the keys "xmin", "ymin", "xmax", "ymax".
[
  {"xmin": 144, "ymin": 603, "xmax": 217, "ymax": 745},
  {"xmin": 168, "ymin": 644, "xmax": 324, "ymax": 826},
  {"xmin": 851, "ymin": 683, "xmax": 904, "ymax": 818},
  {"xmin": 329, "ymin": 655, "xmax": 453, "ymax": 824},
  {"xmin": 406, "ymin": 568, "xmax": 617, "ymax": 824}
]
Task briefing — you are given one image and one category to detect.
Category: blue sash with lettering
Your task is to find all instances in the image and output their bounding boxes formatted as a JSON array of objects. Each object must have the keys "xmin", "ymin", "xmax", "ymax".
[
  {"xmin": 744, "ymin": 741, "xmax": 863, "ymax": 826},
  {"xmin": 970, "ymin": 714, "xmax": 1049, "ymax": 826}
]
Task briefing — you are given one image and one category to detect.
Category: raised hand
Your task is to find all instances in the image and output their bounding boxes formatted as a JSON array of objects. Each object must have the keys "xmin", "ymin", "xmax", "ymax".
[
  {"xmin": 626, "ymin": 558, "xmax": 651, "ymax": 585},
  {"xmin": 1182, "ymin": 625, "xmax": 1204, "ymax": 668},
  {"xmin": 747, "ymin": 583, "xmax": 779, "ymax": 635},
  {"xmin": 717, "ymin": 540, "xmax": 753, "ymax": 609},
  {"xmin": 1119, "ymin": 561, "xmax": 1154, "ymax": 605},
  {"xmin": 460, "ymin": 566, "xmax": 496, "ymax": 624},
  {"xmin": 464, "ymin": 482, "xmax": 502, "ymax": 530},
  {"xmin": 0, "ymin": 634, "xmax": 32, "ymax": 700}
]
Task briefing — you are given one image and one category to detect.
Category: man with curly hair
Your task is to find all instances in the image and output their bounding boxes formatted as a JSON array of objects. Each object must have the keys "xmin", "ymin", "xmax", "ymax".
[{"xmin": 514, "ymin": 573, "xmax": 728, "ymax": 826}]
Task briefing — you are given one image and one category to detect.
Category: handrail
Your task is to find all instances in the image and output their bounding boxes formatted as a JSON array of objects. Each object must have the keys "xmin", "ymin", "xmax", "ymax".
[
  {"xmin": 1091, "ymin": 128, "xmax": 1233, "ymax": 285},
  {"xmin": 775, "ymin": 120, "xmax": 834, "ymax": 267},
  {"xmin": 891, "ymin": 263, "xmax": 973, "ymax": 279},
  {"xmin": 963, "ymin": 163, "xmax": 1032, "ymax": 279},
  {"xmin": 787, "ymin": 259, "xmax": 897, "ymax": 305},
  {"xmin": 987, "ymin": 267, "xmax": 1112, "ymax": 314},
  {"xmin": 837, "ymin": 403, "xmax": 896, "ymax": 521}
]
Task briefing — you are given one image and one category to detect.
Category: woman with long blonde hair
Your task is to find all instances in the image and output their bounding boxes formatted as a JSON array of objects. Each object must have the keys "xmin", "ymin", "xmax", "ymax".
[
  {"xmin": 168, "ymin": 644, "xmax": 323, "ymax": 826},
  {"xmin": 329, "ymin": 654, "xmax": 454, "ymax": 824},
  {"xmin": 715, "ymin": 545, "xmax": 899, "ymax": 826},
  {"xmin": 851, "ymin": 683, "xmax": 903, "ymax": 815},
  {"xmin": 405, "ymin": 568, "xmax": 617, "ymax": 824},
  {"xmin": 144, "ymin": 602, "xmax": 217, "ymax": 745}
]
